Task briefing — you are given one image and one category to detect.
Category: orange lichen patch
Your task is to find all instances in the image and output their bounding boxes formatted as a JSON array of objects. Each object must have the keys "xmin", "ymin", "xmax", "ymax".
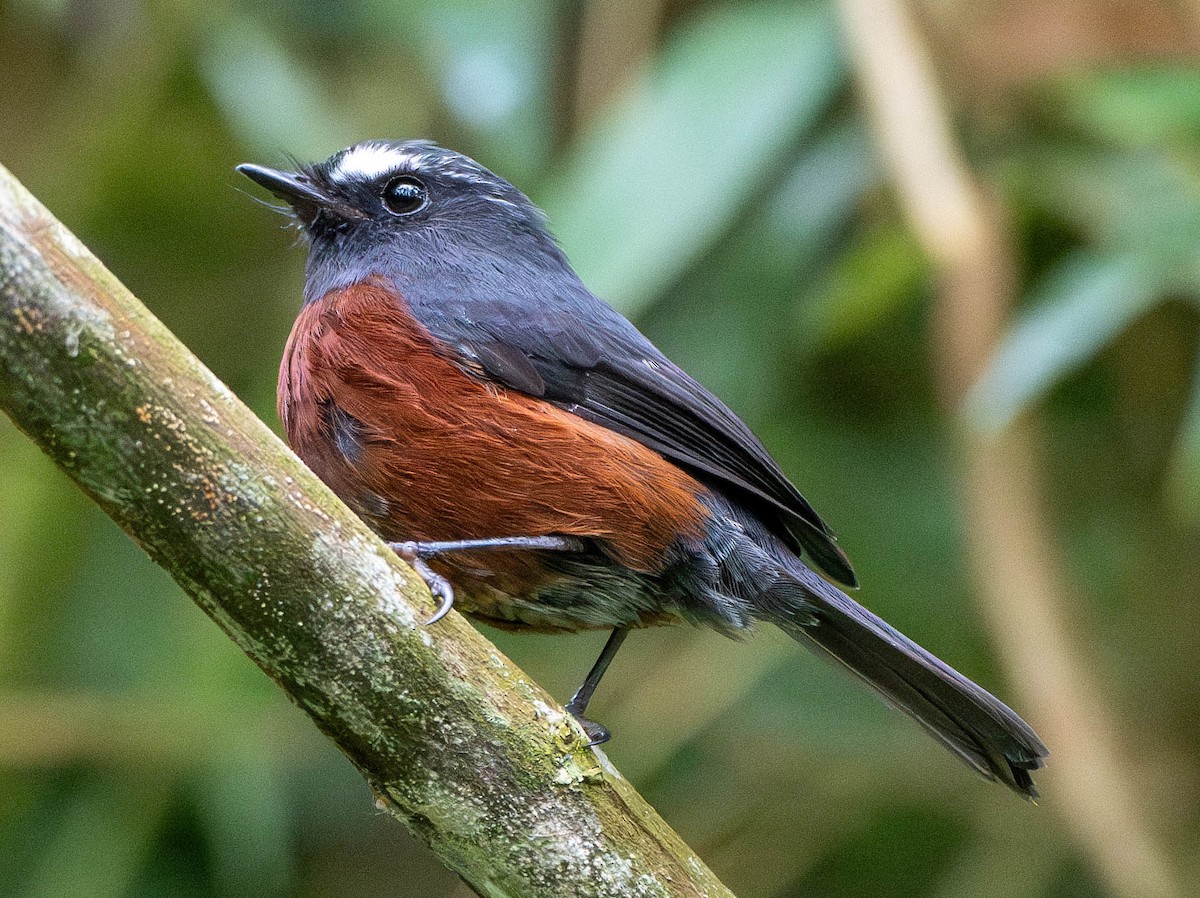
[{"xmin": 11, "ymin": 305, "xmax": 38, "ymax": 335}]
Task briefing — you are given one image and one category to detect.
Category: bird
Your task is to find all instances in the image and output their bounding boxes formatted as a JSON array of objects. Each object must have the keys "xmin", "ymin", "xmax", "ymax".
[{"xmin": 238, "ymin": 139, "xmax": 1048, "ymax": 797}]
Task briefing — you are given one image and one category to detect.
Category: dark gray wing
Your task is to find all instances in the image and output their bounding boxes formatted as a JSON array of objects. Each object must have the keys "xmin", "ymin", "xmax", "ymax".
[
  {"xmin": 554, "ymin": 358, "xmax": 856, "ymax": 587},
  {"xmin": 405, "ymin": 275, "xmax": 857, "ymax": 586}
]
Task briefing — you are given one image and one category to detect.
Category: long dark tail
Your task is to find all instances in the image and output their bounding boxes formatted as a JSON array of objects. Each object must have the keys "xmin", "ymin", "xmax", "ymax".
[{"xmin": 765, "ymin": 562, "xmax": 1048, "ymax": 798}]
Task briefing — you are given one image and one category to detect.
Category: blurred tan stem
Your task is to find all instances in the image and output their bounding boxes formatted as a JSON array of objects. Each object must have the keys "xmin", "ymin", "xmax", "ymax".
[
  {"xmin": 0, "ymin": 162, "xmax": 734, "ymax": 898},
  {"xmin": 836, "ymin": 1, "xmax": 1182, "ymax": 897},
  {"xmin": 572, "ymin": 0, "xmax": 667, "ymax": 128}
]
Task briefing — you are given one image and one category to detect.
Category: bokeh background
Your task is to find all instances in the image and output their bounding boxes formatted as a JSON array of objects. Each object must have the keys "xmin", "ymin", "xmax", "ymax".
[{"xmin": 2, "ymin": 0, "xmax": 1198, "ymax": 895}]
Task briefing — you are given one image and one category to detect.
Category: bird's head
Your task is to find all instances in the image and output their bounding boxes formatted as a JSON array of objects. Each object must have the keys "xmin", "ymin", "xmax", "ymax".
[{"xmin": 238, "ymin": 140, "xmax": 568, "ymax": 303}]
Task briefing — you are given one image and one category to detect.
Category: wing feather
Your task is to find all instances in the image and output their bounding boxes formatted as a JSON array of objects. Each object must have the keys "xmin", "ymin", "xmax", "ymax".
[{"xmin": 403, "ymin": 278, "xmax": 857, "ymax": 586}]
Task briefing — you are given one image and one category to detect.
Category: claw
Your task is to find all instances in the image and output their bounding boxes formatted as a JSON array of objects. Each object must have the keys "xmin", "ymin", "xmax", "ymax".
[
  {"xmin": 389, "ymin": 542, "xmax": 455, "ymax": 625},
  {"xmin": 566, "ymin": 708, "xmax": 613, "ymax": 747},
  {"xmin": 412, "ymin": 557, "xmax": 455, "ymax": 625},
  {"xmin": 417, "ymin": 561, "xmax": 453, "ymax": 624}
]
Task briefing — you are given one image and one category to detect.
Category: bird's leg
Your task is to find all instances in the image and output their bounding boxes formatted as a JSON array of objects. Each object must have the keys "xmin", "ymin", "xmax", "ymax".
[
  {"xmin": 564, "ymin": 627, "xmax": 630, "ymax": 746},
  {"xmin": 387, "ymin": 535, "xmax": 586, "ymax": 625},
  {"xmin": 388, "ymin": 535, "xmax": 587, "ymax": 558}
]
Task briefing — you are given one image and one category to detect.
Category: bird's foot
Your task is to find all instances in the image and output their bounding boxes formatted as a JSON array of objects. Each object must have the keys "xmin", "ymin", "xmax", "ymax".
[
  {"xmin": 390, "ymin": 541, "xmax": 455, "ymax": 625},
  {"xmin": 387, "ymin": 535, "xmax": 586, "ymax": 625},
  {"xmin": 564, "ymin": 701, "xmax": 612, "ymax": 747}
]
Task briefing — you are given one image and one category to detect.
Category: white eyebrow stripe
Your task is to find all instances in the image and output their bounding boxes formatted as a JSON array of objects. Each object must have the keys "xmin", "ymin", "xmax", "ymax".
[{"xmin": 332, "ymin": 144, "xmax": 413, "ymax": 181}]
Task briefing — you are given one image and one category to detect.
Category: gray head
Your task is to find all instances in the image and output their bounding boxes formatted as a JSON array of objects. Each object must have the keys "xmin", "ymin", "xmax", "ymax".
[{"xmin": 238, "ymin": 140, "xmax": 571, "ymax": 304}]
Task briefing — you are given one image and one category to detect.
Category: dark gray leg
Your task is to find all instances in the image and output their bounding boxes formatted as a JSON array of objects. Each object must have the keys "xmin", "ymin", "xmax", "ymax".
[
  {"xmin": 388, "ymin": 535, "xmax": 586, "ymax": 559},
  {"xmin": 387, "ymin": 535, "xmax": 586, "ymax": 625},
  {"xmin": 565, "ymin": 628, "xmax": 630, "ymax": 746}
]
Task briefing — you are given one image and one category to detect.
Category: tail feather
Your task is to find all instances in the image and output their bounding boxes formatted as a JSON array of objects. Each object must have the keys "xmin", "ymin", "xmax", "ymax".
[{"xmin": 767, "ymin": 566, "xmax": 1048, "ymax": 798}]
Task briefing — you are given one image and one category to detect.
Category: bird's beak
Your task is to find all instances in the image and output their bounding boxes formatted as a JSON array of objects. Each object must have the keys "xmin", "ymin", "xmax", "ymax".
[{"xmin": 236, "ymin": 163, "xmax": 332, "ymax": 225}]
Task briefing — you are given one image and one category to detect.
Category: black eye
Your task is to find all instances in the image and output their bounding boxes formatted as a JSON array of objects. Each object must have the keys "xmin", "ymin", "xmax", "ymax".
[{"xmin": 381, "ymin": 176, "xmax": 427, "ymax": 215}]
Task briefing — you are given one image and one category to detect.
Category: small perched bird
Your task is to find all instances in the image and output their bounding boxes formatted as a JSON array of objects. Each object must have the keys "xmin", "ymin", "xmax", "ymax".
[{"xmin": 239, "ymin": 140, "xmax": 1048, "ymax": 797}]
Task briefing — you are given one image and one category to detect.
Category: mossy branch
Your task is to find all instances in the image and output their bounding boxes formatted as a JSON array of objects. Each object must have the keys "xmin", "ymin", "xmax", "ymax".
[{"xmin": 0, "ymin": 162, "xmax": 734, "ymax": 898}]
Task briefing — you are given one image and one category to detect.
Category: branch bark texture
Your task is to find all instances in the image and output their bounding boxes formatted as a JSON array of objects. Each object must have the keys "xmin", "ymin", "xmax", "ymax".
[{"xmin": 0, "ymin": 162, "xmax": 734, "ymax": 898}]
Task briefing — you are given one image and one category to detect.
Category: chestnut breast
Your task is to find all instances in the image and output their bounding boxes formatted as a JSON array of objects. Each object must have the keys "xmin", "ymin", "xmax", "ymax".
[{"xmin": 278, "ymin": 282, "xmax": 711, "ymax": 579}]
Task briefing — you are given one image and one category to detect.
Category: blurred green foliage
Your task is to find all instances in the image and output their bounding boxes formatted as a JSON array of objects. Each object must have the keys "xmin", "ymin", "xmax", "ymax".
[{"xmin": 1, "ymin": 1, "xmax": 1198, "ymax": 896}]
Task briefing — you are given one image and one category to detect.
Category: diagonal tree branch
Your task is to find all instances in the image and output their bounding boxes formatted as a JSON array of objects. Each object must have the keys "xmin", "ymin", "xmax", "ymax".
[{"xmin": 0, "ymin": 161, "xmax": 734, "ymax": 898}]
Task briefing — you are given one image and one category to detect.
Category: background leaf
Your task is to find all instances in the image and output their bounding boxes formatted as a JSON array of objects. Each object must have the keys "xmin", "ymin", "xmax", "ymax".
[
  {"xmin": 967, "ymin": 252, "xmax": 1162, "ymax": 431},
  {"xmin": 542, "ymin": 0, "xmax": 846, "ymax": 315}
]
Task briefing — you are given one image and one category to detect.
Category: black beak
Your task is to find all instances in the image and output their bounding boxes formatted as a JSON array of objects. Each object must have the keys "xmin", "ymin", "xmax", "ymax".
[{"xmin": 237, "ymin": 163, "xmax": 331, "ymax": 225}]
